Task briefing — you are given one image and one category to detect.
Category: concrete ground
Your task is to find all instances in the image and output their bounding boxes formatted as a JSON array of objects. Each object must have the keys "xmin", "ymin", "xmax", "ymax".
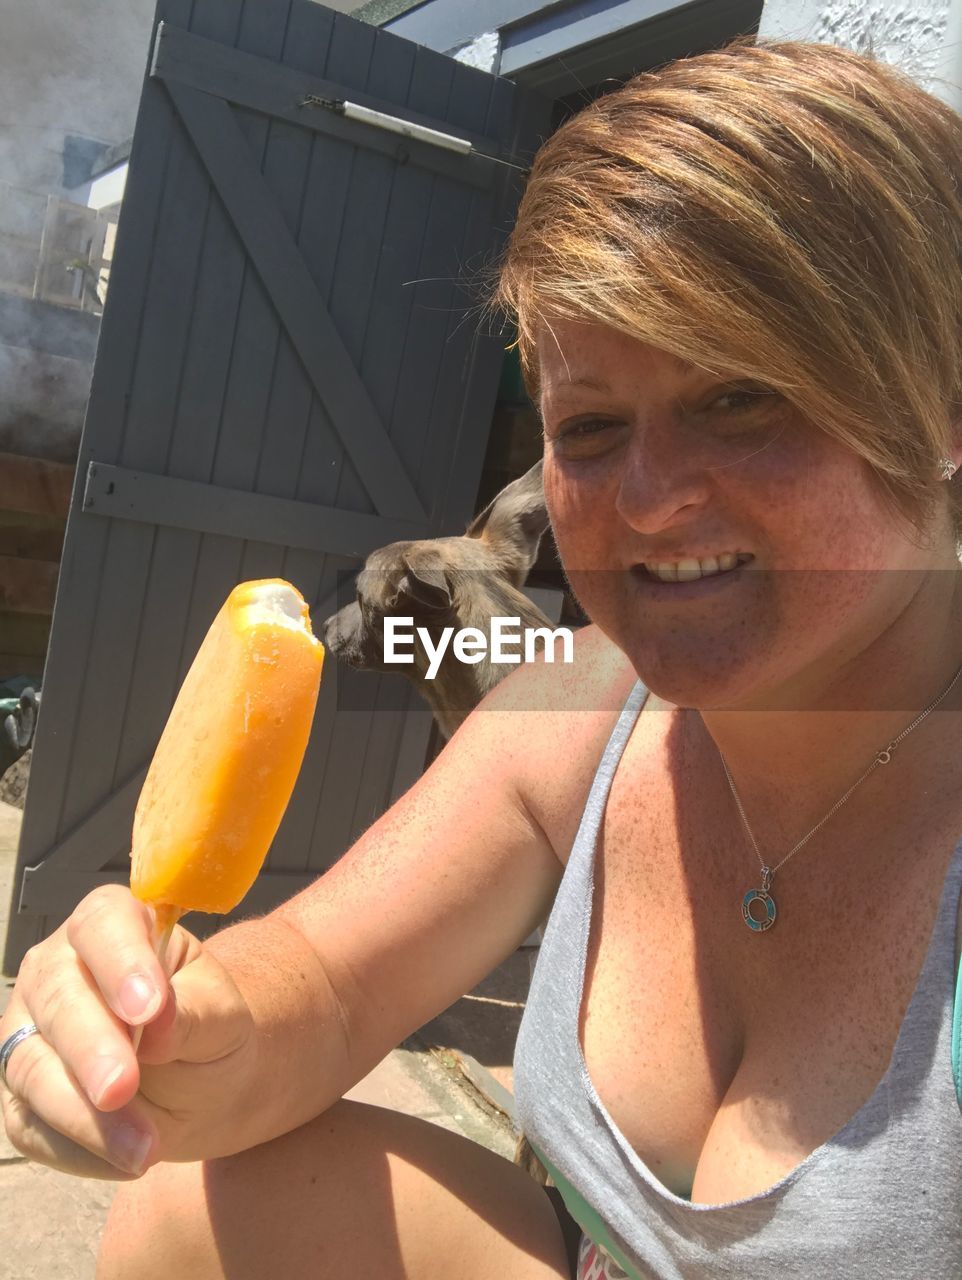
[{"xmin": 0, "ymin": 800, "xmax": 528, "ymax": 1280}]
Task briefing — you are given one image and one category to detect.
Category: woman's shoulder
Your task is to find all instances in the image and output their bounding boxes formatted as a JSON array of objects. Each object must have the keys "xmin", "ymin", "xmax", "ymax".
[
  {"xmin": 483, "ymin": 621, "xmax": 637, "ymax": 714},
  {"xmin": 476, "ymin": 623, "xmax": 641, "ymax": 860}
]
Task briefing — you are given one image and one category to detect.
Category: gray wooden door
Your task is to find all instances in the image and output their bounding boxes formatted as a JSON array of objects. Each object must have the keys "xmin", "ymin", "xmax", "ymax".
[{"xmin": 3, "ymin": 0, "xmax": 550, "ymax": 971}]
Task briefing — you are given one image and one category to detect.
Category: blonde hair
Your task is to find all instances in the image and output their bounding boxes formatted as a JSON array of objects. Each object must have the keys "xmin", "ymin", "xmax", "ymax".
[{"xmin": 493, "ymin": 39, "xmax": 962, "ymax": 538}]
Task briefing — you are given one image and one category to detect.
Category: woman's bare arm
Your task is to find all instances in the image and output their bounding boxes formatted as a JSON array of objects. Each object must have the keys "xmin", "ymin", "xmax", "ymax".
[
  {"xmin": 226, "ymin": 625, "xmax": 635, "ymax": 1148},
  {"xmin": 0, "ymin": 628, "xmax": 632, "ymax": 1175}
]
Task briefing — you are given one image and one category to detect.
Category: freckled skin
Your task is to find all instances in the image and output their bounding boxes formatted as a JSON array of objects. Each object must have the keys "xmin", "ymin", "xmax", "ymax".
[
  {"xmin": 534, "ymin": 319, "xmax": 962, "ymax": 1204},
  {"xmin": 539, "ymin": 321, "xmax": 940, "ymax": 714}
]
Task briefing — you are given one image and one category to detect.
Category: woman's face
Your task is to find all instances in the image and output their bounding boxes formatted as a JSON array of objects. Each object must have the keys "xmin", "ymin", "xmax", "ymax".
[{"xmin": 538, "ymin": 321, "xmax": 952, "ymax": 711}]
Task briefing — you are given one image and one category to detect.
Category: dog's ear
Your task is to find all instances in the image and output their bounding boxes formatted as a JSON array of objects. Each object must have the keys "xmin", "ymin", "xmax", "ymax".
[
  {"xmin": 397, "ymin": 546, "xmax": 453, "ymax": 611},
  {"xmin": 466, "ymin": 459, "xmax": 549, "ymax": 584}
]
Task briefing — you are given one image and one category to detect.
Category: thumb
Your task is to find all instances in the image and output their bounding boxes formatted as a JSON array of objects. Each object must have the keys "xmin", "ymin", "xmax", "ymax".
[{"xmin": 136, "ymin": 950, "xmax": 253, "ymax": 1065}]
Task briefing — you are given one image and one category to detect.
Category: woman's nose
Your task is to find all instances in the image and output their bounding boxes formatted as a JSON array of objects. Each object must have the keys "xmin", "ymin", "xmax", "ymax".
[{"xmin": 614, "ymin": 431, "xmax": 709, "ymax": 534}]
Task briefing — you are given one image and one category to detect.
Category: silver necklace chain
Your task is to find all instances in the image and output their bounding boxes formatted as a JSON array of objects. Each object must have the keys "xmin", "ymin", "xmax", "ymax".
[{"xmin": 720, "ymin": 659, "xmax": 962, "ymax": 929}]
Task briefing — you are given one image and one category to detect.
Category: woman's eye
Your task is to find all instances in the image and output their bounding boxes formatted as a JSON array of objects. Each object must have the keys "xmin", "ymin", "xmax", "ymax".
[
  {"xmin": 708, "ymin": 385, "xmax": 779, "ymax": 414},
  {"xmin": 558, "ymin": 418, "xmax": 617, "ymax": 438},
  {"xmin": 696, "ymin": 385, "xmax": 784, "ymax": 438},
  {"xmin": 548, "ymin": 419, "xmax": 624, "ymax": 456}
]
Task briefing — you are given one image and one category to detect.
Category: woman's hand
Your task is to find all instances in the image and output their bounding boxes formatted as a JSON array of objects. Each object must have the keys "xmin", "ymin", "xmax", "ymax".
[{"xmin": 0, "ymin": 885, "xmax": 257, "ymax": 1179}]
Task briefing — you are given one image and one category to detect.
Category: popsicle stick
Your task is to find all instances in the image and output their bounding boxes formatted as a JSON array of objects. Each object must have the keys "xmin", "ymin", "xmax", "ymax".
[{"xmin": 131, "ymin": 904, "xmax": 182, "ymax": 1053}]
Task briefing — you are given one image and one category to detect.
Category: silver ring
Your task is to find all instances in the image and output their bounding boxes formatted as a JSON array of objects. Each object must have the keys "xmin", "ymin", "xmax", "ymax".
[{"xmin": 0, "ymin": 1023, "xmax": 40, "ymax": 1092}]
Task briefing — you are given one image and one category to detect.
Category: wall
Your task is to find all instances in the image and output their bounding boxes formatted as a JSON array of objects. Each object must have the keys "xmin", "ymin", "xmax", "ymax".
[{"xmin": 758, "ymin": 0, "xmax": 962, "ymax": 109}]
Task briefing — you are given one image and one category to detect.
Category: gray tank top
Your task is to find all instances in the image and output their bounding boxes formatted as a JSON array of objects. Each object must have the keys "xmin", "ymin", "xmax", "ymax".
[{"xmin": 514, "ymin": 682, "xmax": 962, "ymax": 1278}]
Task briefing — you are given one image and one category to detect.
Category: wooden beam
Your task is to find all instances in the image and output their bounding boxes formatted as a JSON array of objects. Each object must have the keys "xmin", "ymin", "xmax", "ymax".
[
  {"xmin": 81, "ymin": 462, "xmax": 428, "ymax": 558},
  {"xmin": 0, "ymin": 555, "xmax": 58, "ymax": 615},
  {"xmin": 0, "ymin": 453, "xmax": 74, "ymax": 519}
]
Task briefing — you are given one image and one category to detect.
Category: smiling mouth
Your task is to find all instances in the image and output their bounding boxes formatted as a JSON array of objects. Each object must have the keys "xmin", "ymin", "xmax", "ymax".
[{"xmin": 635, "ymin": 553, "xmax": 754, "ymax": 584}]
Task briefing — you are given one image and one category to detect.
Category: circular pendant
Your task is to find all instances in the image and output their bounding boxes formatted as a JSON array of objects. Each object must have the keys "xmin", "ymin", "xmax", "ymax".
[{"xmin": 742, "ymin": 888, "xmax": 776, "ymax": 932}]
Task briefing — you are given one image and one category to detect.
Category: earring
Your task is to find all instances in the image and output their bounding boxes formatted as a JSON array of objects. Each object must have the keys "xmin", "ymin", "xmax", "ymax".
[{"xmin": 939, "ymin": 458, "xmax": 958, "ymax": 480}]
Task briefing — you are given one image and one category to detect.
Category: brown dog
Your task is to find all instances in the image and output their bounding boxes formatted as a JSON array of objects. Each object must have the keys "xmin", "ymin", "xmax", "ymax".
[{"xmin": 322, "ymin": 460, "xmax": 558, "ymax": 739}]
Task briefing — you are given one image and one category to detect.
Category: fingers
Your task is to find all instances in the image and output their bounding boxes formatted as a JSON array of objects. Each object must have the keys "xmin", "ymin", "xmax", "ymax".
[
  {"xmin": 2, "ymin": 1095, "xmax": 152, "ymax": 1180},
  {"xmin": 1, "ymin": 885, "xmax": 251, "ymax": 1178},
  {"xmin": 66, "ymin": 886, "xmax": 175, "ymax": 1027},
  {"xmin": 14, "ymin": 907, "xmax": 162, "ymax": 1114},
  {"xmin": 137, "ymin": 950, "xmax": 252, "ymax": 1069},
  {"xmin": 38, "ymin": 888, "xmax": 200, "ymax": 1106},
  {"xmin": 0, "ymin": 885, "xmax": 205, "ymax": 1179},
  {"xmin": 1, "ymin": 1007, "xmax": 156, "ymax": 1177}
]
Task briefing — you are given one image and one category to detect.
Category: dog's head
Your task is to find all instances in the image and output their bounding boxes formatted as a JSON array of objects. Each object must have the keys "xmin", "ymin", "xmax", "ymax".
[{"xmin": 322, "ymin": 461, "xmax": 553, "ymax": 734}]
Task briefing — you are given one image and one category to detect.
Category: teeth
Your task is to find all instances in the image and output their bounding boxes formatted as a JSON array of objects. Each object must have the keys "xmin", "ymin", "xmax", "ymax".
[
  {"xmin": 645, "ymin": 552, "xmax": 746, "ymax": 583},
  {"xmin": 676, "ymin": 557, "xmax": 702, "ymax": 582}
]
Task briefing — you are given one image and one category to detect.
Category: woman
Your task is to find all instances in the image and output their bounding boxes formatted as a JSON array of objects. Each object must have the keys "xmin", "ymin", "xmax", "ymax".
[{"xmin": 2, "ymin": 38, "xmax": 961, "ymax": 1279}]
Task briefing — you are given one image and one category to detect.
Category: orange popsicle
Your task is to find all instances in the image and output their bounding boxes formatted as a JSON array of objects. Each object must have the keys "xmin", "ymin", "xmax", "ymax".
[{"xmin": 130, "ymin": 579, "xmax": 324, "ymax": 922}]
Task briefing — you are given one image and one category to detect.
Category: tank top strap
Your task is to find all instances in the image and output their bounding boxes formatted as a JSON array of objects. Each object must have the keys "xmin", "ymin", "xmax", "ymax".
[{"xmin": 567, "ymin": 680, "xmax": 649, "ymax": 872}]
